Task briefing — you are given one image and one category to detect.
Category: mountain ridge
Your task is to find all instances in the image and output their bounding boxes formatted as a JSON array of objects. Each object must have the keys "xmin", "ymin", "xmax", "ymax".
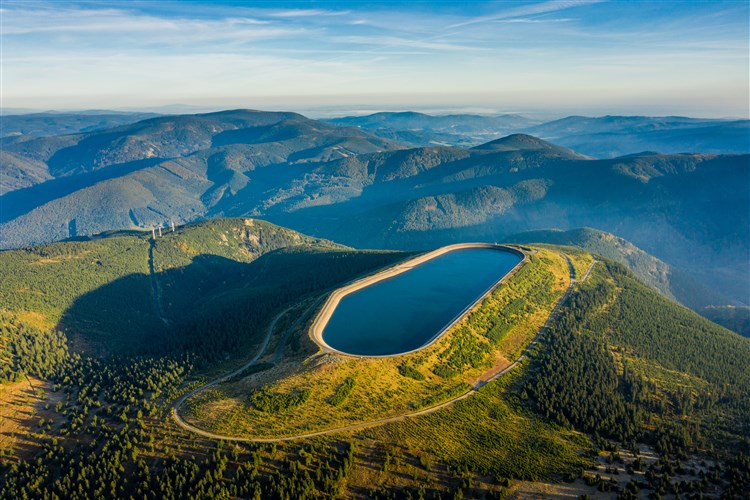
[{"xmin": 1, "ymin": 110, "xmax": 747, "ymax": 308}]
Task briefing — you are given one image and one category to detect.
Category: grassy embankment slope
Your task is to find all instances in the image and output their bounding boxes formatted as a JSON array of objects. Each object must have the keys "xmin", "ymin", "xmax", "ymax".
[
  {"xmin": 179, "ymin": 247, "xmax": 579, "ymax": 438},
  {"xmin": 1, "ymin": 224, "xmax": 749, "ymax": 497}
]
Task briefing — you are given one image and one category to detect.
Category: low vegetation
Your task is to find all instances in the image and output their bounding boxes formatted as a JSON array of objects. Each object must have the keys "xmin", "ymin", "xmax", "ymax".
[
  {"xmin": 1, "ymin": 223, "xmax": 748, "ymax": 498},
  {"xmin": 180, "ymin": 247, "xmax": 571, "ymax": 438},
  {"xmin": 329, "ymin": 377, "xmax": 356, "ymax": 407}
]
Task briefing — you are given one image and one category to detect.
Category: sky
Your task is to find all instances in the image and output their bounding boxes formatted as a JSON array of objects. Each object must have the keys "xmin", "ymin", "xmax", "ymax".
[{"xmin": 2, "ymin": 0, "xmax": 749, "ymax": 118}]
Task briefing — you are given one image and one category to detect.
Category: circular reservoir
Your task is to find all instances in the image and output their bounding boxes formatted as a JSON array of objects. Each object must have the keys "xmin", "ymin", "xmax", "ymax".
[{"xmin": 314, "ymin": 245, "xmax": 523, "ymax": 356}]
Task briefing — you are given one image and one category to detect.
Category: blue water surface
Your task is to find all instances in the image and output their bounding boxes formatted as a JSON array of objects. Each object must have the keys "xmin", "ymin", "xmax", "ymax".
[{"xmin": 322, "ymin": 248, "xmax": 521, "ymax": 356}]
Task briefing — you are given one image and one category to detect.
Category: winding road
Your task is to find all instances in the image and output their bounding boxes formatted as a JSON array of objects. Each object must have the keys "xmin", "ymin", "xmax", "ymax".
[{"xmin": 171, "ymin": 253, "xmax": 598, "ymax": 443}]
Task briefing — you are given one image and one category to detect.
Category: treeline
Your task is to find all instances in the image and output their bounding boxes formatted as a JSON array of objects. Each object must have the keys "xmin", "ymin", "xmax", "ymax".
[
  {"xmin": 604, "ymin": 262, "xmax": 750, "ymax": 390},
  {"xmin": 526, "ymin": 259, "xmax": 750, "ymax": 463},
  {"xmin": 0, "ymin": 337, "xmax": 366, "ymax": 499},
  {"xmin": 0, "ymin": 313, "xmax": 68, "ymax": 383},
  {"xmin": 151, "ymin": 248, "xmax": 406, "ymax": 367},
  {"xmin": 2, "ymin": 415, "xmax": 356, "ymax": 499}
]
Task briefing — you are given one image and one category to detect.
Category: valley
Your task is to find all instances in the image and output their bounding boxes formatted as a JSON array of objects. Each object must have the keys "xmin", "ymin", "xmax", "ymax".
[
  {"xmin": 2, "ymin": 110, "xmax": 747, "ymax": 315},
  {"xmin": 3, "ymin": 1, "xmax": 749, "ymax": 497}
]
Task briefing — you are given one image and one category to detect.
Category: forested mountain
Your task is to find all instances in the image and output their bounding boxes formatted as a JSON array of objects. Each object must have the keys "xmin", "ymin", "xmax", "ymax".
[
  {"xmin": 326, "ymin": 112, "xmax": 750, "ymax": 157},
  {"xmin": 0, "ymin": 218, "xmax": 404, "ymax": 360},
  {"xmin": 507, "ymin": 227, "xmax": 749, "ymax": 336},
  {"xmin": 0, "ymin": 111, "xmax": 160, "ymax": 141},
  {"xmin": 525, "ymin": 115, "xmax": 750, "ymax": 158},
  {"xmin": 325, "ymin": 111, "xmax": 537, "ymax": 147},
  {"xmin": 1, "ymin": 111, "xmax": 748, "ymax": 308},
  {"xmin": 1, "ymin": 109, "xmax": 400, "ymax": 195},
  {"xmin": 1, "ymin": 222, "xmax": 748, "ymax": 497}
]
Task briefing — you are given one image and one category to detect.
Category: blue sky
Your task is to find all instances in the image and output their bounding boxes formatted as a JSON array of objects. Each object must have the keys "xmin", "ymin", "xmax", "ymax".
[{"xmin": 2, "ymin": 1, "xmax": 748, "ymax": 117}]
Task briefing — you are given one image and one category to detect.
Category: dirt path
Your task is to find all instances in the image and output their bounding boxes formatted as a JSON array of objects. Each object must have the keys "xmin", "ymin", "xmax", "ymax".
[
  {"xmin": 172, "ymin": 254, "xmax": 597, "ymax": 443},
  {"xmin": 148, "ymin": 239, "xmax": 169, "ymax": 325},
  {"xmin": 171, "ymin": 305, "xmax": 293, "ymax": 432}
]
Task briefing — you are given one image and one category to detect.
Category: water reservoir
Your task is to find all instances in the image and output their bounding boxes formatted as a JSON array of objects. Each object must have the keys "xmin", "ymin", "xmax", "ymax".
[{"xmin": 318, "ymin": 246, "xmax": 522, "ymax": 356}]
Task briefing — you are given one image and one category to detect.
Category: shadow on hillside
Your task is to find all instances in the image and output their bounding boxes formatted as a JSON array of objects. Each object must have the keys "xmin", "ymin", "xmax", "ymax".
[
  {"xmin": 55, "ymin": 247, "xmax": 406, "ymax": 360},
  {"xmin": 0, "ymin": 158, "xmax": 167, "ymax": 223},
  {"xmin": 55, "ymin": 253, "xmax": 264, "ymax": 357}
]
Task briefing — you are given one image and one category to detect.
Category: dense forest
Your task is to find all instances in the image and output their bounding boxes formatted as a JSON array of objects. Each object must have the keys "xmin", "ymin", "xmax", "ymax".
[
  {"xmin": 0, "ymin": 312, "xmax": 68, "ymax": 383},
  {"xmin": 1, "ymin": 228, "xmax": 749, "ymax": 497},
  {"xmin": 526, "ymin": 260, "xmax": 750, "ymax": 496}
]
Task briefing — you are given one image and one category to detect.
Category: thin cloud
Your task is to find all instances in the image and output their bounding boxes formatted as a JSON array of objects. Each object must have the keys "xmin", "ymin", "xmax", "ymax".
[
  {"xmin": 449, "ymin": 0, "xmax": 605, "ymax": 28},
  {"xmin": 3, "ymin": 6, "xmax": 307, "ymax": 46},
  {"xmin": 331, "ymin": 35, "xmax": 487, "ymax": 53},
  {"xmin": 266, "ymin": 9, "xmax": 350, "ymax": 18}
]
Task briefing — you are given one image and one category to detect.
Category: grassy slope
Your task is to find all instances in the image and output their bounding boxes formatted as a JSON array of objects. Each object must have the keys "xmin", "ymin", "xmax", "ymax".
[
  {"xmin": 2, "ymin": 237, "xmax": 749, "ymax": 498},
  {"xmin": 527, "ymin": 258, "xmax": 750, "ymax": 452},
  {"xmin": 180, "ymin": 248, "xmax": 576, "ymax": 438}
]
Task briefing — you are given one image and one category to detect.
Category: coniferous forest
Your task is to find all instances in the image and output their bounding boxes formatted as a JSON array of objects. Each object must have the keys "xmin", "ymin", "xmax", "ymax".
[{"xmin": 0, "ymin": 221, "xmax": 748, "ymax": 498}]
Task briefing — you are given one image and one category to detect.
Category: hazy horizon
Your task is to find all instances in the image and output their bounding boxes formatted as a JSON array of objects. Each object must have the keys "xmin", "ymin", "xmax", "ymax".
[{"xmin": 3, "ymin": 0, "xmax": 749, "ymax": 118}]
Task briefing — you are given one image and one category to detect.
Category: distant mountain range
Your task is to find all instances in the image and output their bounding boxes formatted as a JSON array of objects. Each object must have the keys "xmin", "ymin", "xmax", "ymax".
[
  {"xmin": 325, "ymin": 111, "xmax": 750, "ymax": 158},
  {"xmin": 524, "ymin": 115, "xmax": 750, "ymax": 158},
  {"xmin": 1, "ymin": 112, "xmax": 161, "ymax": 141},
  {"xmin": 325, "ymin": 111, "xmax": 537, "ymax": 148},
  {"xmin": 1, "ymin": 109, "xmax": 748, "ymax": 310}
]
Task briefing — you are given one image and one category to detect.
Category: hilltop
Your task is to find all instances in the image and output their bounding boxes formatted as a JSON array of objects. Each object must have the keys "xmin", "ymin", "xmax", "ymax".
[
  {"xmin": 0, "ymin": 111, "xmax": 161, "ymax": 142},
  {"xmin": 1, "ymin": 222, "xmax": 748, "ymax": 497},
  {"xmin": 0, "ymin": 218, "xmax": 405, "ymax": 359},
  {"xmin": 325, "ymin": 111, "xmax": 537, "ymax": 147},
  {"xmin": 1, "ymin": 110, "xmax": 748, "ymax": 308}
]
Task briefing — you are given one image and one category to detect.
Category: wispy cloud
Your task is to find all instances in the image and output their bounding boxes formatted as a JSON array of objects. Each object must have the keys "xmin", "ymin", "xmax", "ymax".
[
  {"xmin": 448, "ymin": 0, "xmax": 604, "ymax": 28},
  {"xmin": 266, "ymin": 9, "xmax": 350, "ymax": 18},
  {"xmin": 1, "ymin": 0, "xmax": 747, "ymax": 117},
  {"xmin": 331, "ymin": 35, "xmax": 487, "ymax": 53}
]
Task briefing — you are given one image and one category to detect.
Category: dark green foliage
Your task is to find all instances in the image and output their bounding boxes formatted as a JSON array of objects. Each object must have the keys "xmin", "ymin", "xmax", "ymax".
[
  {"xmin": 603, "ymin": 261, "xmax": 750, "ymax": 390},
  {"xmin": 0, "ymin": 237, "xmax": 154, "ymax": 349},
  {"xmin": 153, "ymin": 245, "xmax": 407, "ymax": 366},
  {"xmin": 527, "ymin": 259, "xmax": 750, "ymax": 457},
  {"xmin": 0, "ymin": 313, "xmax": 68, "ymax": 383},
  {"xmin": 528, "ymin": 321, "xmax": 642, "ymax": 443},
  {"xmin": 0, "ymin": 218, "xmax": 407, "ymax": 364},
  {"xmin": 329, "ymin": 377, "xmax": 355, "ymax": 406},
  {"xmin": 0, "ymin": 325, "xmax": 355, "ymax": 499},
  {"xmin": 249, "ymin": 388, "xmax": 310, "ymax": 413},
  {"xmin": 398, "ymin": 364, "xmax": 425, "ymax": 381},
  {"xmin": 724, "ymin": 450, "xmax": 750, "ymax": 498},
  {"xmin": 0, "ymin": 350, "xmax": 354, "ymax": 500}
]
